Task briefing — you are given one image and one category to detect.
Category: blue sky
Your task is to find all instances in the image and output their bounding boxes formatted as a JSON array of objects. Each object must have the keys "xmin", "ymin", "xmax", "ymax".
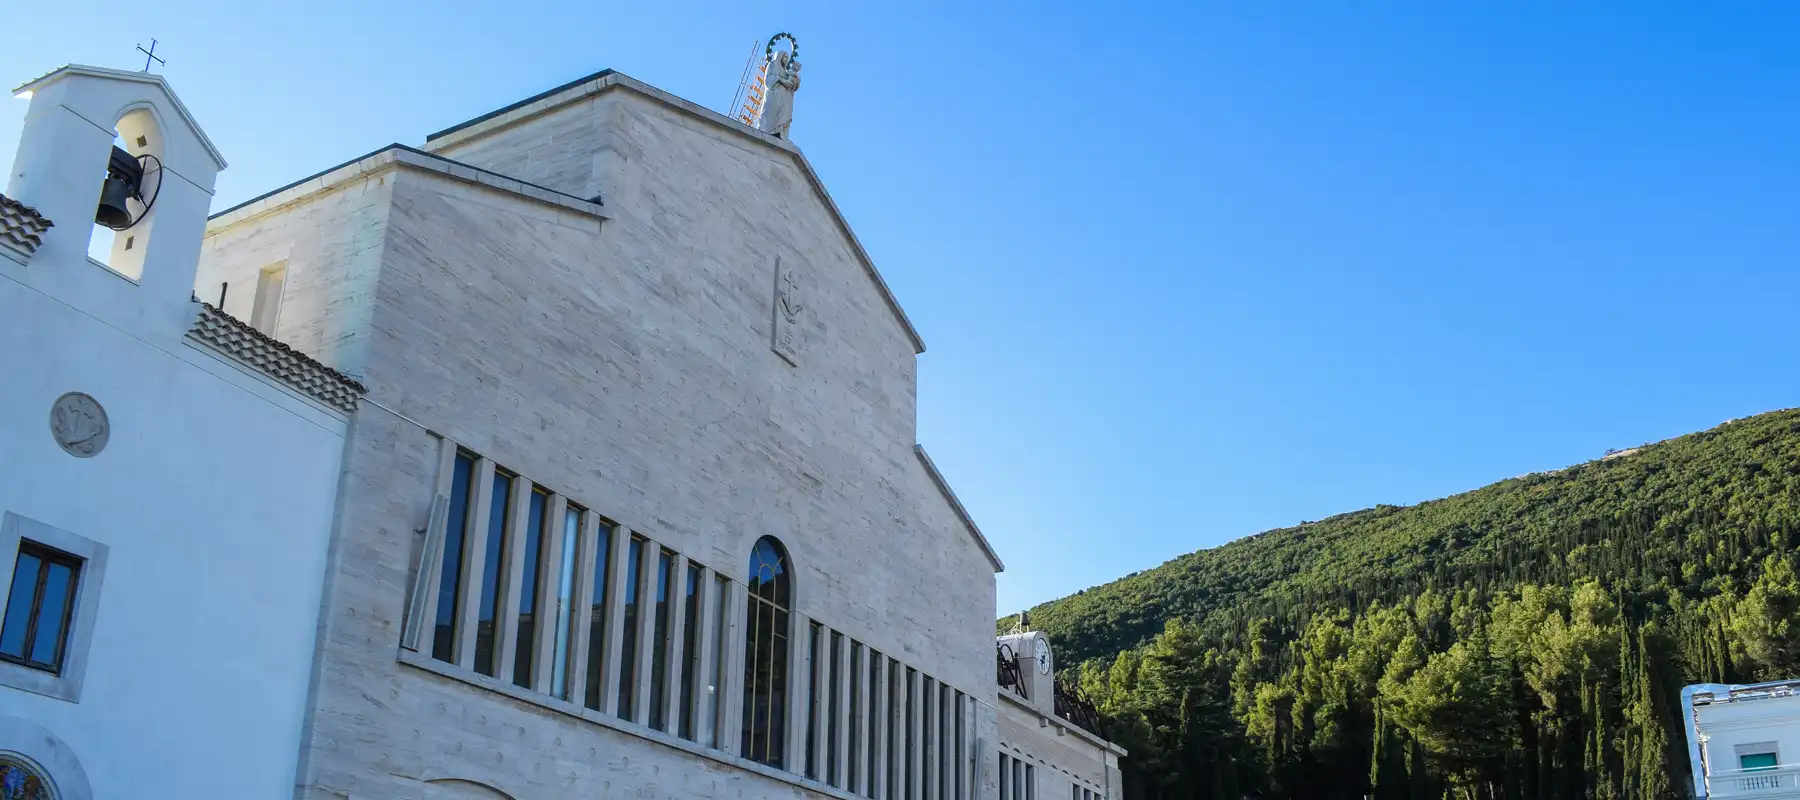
[{"xmin": 6, "ymin": 3, "xmax": 1797, "ymax": 614}]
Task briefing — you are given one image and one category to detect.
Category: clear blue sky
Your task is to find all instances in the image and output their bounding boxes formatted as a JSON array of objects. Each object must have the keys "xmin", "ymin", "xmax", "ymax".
[{"xmin": 6, "ymin": 3, "xmax": 1797, "ymax": 614}]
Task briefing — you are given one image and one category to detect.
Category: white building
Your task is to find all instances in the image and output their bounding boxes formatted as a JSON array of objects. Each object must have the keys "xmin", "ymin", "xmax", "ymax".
[
  {"xmin": 1686, "ymin": 680, "xmax": 1800, "ymax": 799},
  {"xmin": 0, "ymin": 66, "xmax": 360, "ymax": 798},
  {"xmin": 995, "ymin": 630, "xmax": 1126, "ymax": 800}
]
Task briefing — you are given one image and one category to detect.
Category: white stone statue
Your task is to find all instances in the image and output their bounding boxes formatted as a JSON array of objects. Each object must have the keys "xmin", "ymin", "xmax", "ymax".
[{"xmin": 760, "ymin": 50, "xmax": 801, "ymax": 139}]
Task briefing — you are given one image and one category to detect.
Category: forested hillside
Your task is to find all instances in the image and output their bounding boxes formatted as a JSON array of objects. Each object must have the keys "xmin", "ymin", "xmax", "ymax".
[{"xmin": 1010, "ymin": 408, "xmax": 1800, "ymax": 799}]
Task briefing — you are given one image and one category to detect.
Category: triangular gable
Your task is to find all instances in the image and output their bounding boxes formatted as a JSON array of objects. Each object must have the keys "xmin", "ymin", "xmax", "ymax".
[
  {"xmin": 15, "ymin": 64, "xmax": 227, "ymax": 170},
  {"xmin": 422, "ymin": 69, "xmax": 927, "ymax": 354}
]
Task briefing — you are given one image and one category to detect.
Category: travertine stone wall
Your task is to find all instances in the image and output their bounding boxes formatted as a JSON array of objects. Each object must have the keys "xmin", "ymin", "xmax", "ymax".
[{"xmin": 205, "ymin": 73, "xmax": 1000, "ymax": 800}]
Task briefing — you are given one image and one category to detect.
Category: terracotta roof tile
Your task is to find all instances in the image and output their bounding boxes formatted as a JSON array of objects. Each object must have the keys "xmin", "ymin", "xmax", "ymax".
[
  {"xmin": 0, "ymin": 193, "xmax": 53, "ymax": 258},
  {"xmin": 187, "ymin": 302, "xmax": 365, "ymax": 413}
]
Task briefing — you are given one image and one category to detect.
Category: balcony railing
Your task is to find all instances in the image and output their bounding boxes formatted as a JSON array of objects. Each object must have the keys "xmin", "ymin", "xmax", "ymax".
[{"xmin": 1709, "ymin": 765, "xmax": 1800, "ymax": 797}]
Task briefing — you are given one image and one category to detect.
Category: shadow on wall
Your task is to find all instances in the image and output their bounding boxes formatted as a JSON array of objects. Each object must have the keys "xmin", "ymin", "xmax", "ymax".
[{"xmin": 424, "ymin": 778, "xmax": 518, "ymax": 799}]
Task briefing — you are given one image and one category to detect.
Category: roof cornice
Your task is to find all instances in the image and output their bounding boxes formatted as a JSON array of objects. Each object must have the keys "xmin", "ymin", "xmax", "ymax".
[{"xmin": 915, "ymin": 445, "xmax": 1004, "ymax": 573}]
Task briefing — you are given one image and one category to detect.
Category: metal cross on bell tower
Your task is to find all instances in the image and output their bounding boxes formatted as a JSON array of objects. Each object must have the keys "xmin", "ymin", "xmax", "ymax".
[{"xmin": 136, "ymin": 39, "xmax": 165, "ymax": 73}]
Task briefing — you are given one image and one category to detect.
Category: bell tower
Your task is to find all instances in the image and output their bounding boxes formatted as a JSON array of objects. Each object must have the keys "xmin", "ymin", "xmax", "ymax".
[{"xmin": 7, "ymin": 65, "xmax": 225, "ymax": 338}]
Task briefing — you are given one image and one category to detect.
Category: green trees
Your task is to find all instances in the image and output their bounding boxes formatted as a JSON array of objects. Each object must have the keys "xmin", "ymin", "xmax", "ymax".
[{"xmin": 1010, "ymin": 408, "xmax": 1800, "ymax": 798}]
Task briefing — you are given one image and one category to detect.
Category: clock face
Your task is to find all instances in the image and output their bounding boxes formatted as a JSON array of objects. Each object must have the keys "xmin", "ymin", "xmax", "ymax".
[{"xmin": 1034, "ymin": 638, "xmax": 1052, "ymax": 674}]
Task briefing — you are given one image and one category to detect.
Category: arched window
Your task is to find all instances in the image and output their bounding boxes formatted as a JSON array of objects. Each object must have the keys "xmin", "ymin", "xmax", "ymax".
[{"xmin": 741, "ymin": 536, "xmax": 791, "ymax": 767}]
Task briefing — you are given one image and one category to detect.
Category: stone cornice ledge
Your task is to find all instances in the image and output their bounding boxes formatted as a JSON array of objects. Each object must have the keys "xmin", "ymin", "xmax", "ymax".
[
  {"xmin": 423, "ymin": 70, "xmax": 928, "ymax": 355},
  {"xmin": 395, "ymin": 648, "xmax": 867, "ymax": 800},
  {"xmin": 997, "ymin": 689, "xmax": 1129, "ymax": 757},
  {"xmin": 207, "ymin": 144, "xmax": 608, "ymax": 231}
]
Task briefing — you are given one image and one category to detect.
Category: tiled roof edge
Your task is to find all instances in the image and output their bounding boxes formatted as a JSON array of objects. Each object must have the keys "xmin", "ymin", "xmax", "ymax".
[
  {"xmin": 187, "ymin": 301, "xmax": 366, "ymax": 413},
  {"xmin": 0, "ymin": 193, "xmax": 54, "ymax": 258}
]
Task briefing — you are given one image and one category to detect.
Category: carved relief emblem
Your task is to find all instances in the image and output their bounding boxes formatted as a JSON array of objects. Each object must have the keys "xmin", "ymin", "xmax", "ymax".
[
  {"xmin": 772, "ymin": 257, "xmax": 806, "ymax": 366},
  {"xmin": 50, "ymin": 392, "xmax": 108, "ymax": 458}
]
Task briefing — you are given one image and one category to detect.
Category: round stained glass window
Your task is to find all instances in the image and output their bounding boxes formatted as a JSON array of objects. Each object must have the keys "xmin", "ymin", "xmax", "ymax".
[{"xmin": 0, "ymin": 755, "xmax": 52, "ymax": 800}]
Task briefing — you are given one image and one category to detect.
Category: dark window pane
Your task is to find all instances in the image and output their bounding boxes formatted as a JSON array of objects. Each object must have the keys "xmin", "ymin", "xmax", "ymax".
[
  {"xmin": 679, "ymin": 563, "xmax": 701, "ymax": 741},
  {"xmin": 514, "ymin": 489, "xmax": 548, "ymax": 689},
  {"xmin": 432, "ymin": 453, "xmax": 476, "ymax": 663},
  {"xmin": 28, "ymin": 562, "xmax": 72, "ymax": 667},
  {"xmin": 552, "ymin": 506, "xmax": 581, "ymax": 699},
  {"xmin": 0, "ymin": 553, "xmax": 42, "ymax": 659},
  {"xmin": 584, "ymin": 523, "xmax": 613, "ymax": 711},
  {"xmin": 474, "ymin": 471, "xmax": 512, "ymax": 676},
  {"xmin": 618, "ymin": 536, "xmax": 643, "ymax": 719},
  {"xmin": 650, "ymin": 551, "xmax": 672, "ymax": 731}
]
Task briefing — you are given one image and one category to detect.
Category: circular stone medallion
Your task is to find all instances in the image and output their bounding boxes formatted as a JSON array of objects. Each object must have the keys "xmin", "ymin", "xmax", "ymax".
[{"xmin": 49, "ymin": 392, "xmax": 108, "ymax": 458}]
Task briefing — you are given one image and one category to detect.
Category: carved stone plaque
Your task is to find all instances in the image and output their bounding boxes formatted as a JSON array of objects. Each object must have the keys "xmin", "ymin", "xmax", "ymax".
[
  {"xmin": 772, "ymin": 257, "xmax": 806, "ymax": 366},
  {"xmin": 50, "ymin": 392, "xmax": 108, "ymax": 458}
]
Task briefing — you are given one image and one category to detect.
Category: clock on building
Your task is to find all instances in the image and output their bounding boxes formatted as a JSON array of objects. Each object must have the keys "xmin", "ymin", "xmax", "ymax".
[{"xmin": 1034, "ymin": 637, "xmax": 1052, "ymax": 674}]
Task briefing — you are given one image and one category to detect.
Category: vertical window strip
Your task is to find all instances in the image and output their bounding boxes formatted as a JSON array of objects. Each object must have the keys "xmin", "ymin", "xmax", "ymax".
[
  {"xmin": 679, "ymin": 562, "xmax": 702, "ymax": 741},
  {"xmin": 867, "ymin": 651, "xmax": 882, "ymax": 798},
  {"xmin": 889, "ymin": 660, "xmax": 905, "ymax": 799},
  {"xmin": 617, "ymin": 535, "xmax": 644, "ymax": 719},
  {"xmin": 807, "ymin": 623, "xmax": 823, "ymax": 780},
  {"xmin": 650, "ymin": 549, "xmax": 673, "ymax": 731},
  {"xmin": 431, "ymin": 452, "xmax": 476, "ymax": 663},
  {"xmin": 583, "ymin": 521, "xmax": 614, "ymax": 711},
  {"xmin": 513, "ymin": 488, "xmax": 549, "ymax": 689},
  {"xmin": 1000, "ymin": 754, "xmax": 1011, "ymax": 800},
  {"xmin": 473, "ymin": 469, "xmax": 513, "ymax": 677},
  {"xmin": 551, "ymin": 504, "xmax": 581, "ymax": 699},
  {"xmin": 849, "ymin": 641, "xmax": 863, "ymax": 792},
  {"xmin": 955, "ymin": 692, "xmax": 966, "ymax": 800},
  {"xmin": 710, "ymin": 573, "xmax": 729, "ymax": 749},
  {"xmin": 1026, "ymin": 764, "xmax": 1036, "ymax": 800},
  {"xmin": 828, "ymin": 631, "xmax": 842, "ymax": 787}
]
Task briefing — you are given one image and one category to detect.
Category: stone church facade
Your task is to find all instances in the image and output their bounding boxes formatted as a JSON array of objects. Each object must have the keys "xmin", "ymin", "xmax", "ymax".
[{"xmin": 198, "ymin": 69, "xmax": 1010, "ymax": 799}]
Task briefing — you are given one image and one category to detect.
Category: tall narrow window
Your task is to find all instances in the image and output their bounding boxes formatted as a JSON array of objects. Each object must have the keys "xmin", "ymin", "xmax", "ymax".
[
  {"xmin": 250, "ymin": 263, "xmax": 286, "ymax": 335},
  {"xmin": 955, "ymin": 692, "xmax": 966, "ymax": 800},
  {"xmin": 807, "ymin": 623, "xmax": 823, "ymax": 779},
  {"xmin": 582, "ymin": 522, "xmax": 615, "ymax": 711},
  {"xmin": 906, "ymin": 668, "xmax": 918, "ymax": 800},
  {"xmin": 512, "ymin": 488, "xmax": 549, "ymax": 688},
  {"xmin": 828, "ymin": 631, "xmax": 842, "ymax": 786},
  {"xmin": 1000, "ymin": 754, "xmax": 1011, "ymax": 800},
  {"xmin": 650, "ymin": 549, "xmax": 674, "ymax": 732},
  {"xmin": 552, "ymin": 504, "xmax": 582, "ymax": 699},
  {"xmin": 849, "ymin": 642, "xmax": 863, "ymax": 793},
  {"xmin": 741, "ymin": 536, "xmax": 792, "ymax": 768},
  {"xmin": 431, "ymin": 452, "xmax": 476, "ymax": 663},
  {"xmin": 868, "ymin": 653, "xmax": 881, "ymax": 798},
  {"xmin": 709, "ymin": 574, "xmax": 729, "ymax": 748},
  {"xmin": 0, "ymin": 542, "xmax": 81, "ymax": 675},
  {"xmin": 679, "ymin": 562, "xmax": 702, "ymax": 741},
  {"xmin": 473, "ymin": 470, "xmax": 513, "ymax": 677},
  {"xmin": 889, "ymin": 661, "xmax": 904, "ymax": 797},
  {"xmin": 922, "ymin": 677, "xmax": 935, "ymax": 799},
  {"xmin": 617, "ymin": 535, "xmax": 644, "ymax": 719},
  {"xmin": 1026, "ymin": 764, "xmax": 1036, "ymax": 800}
]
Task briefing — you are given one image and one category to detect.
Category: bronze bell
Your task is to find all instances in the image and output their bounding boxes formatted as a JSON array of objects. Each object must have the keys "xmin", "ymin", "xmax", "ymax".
[
  {"xmin": 94, "ymin": 146, "xmax": 143, "ymax": 229},
  {"xmin": 95, "ymin": 175, "xmax": 133, "ymax": 229}
]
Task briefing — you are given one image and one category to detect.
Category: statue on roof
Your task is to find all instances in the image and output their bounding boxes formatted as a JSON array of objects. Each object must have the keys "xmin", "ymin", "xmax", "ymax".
[{"xmin": 760, "ymin": 34, "xmax": 801, "ymax": 139}]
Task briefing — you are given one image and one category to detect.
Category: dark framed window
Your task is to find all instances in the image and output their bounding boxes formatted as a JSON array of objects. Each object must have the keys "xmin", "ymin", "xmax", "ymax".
[
  {"xmin": 473, "ymin": 469, "xmax": 514, "ymax": 677},
  {"xmin": 649, "ymin": 549, "xmax": 674, "ymax": 731},
  {"xmin": 678, "ymin": 562, "xmax": 702, "ymax": 741},
  {"xmin": 618, "ymin": 535, "xmax": 645, "ymax": 719},
  {"xmin": 513, "ymin": 488, "xmax": 550, "ymax": 688},
  {"xmin": 0, "ymin": 542, "xmax": 82, "ymax": 675},
  {"xmin": 583, "ymin": 521, "xmax": 614, "ymax": 711},
  {"xmin": 432, "ymin": 451, "xmax": 477, "ymax": 663},
  {"xmin": 741, "ymin": 536, "xmax": 792, "ymax": 768}
]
